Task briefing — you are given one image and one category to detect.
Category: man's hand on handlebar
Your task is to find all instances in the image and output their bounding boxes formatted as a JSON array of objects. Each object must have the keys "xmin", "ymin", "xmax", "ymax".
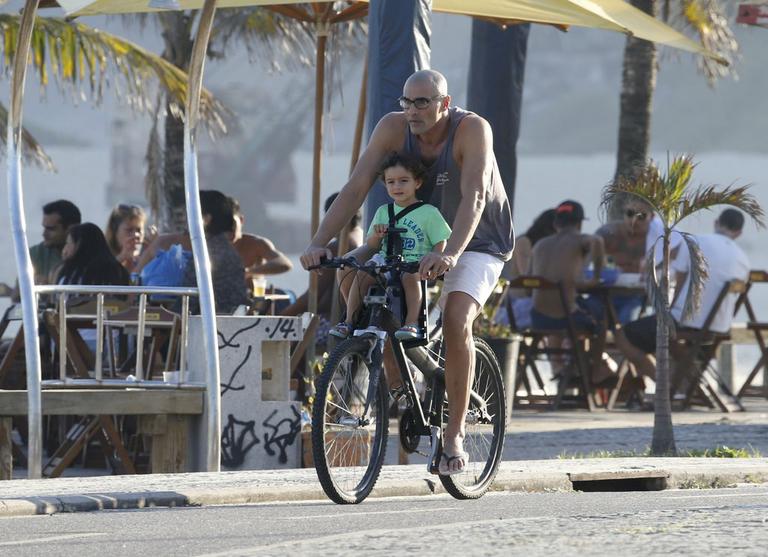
[
  {"xmin": 418, "ymin": 252, "xmax": 458, "ymax": 281},
  {"xmin": 300, "ymin": 245, "xmax": 333, "ymax": 271}
]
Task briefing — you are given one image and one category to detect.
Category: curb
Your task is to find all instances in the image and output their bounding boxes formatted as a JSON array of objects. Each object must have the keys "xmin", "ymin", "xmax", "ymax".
[{"xmin": 2, "ymin": 458, "xmax": 767, "ymax": 517}]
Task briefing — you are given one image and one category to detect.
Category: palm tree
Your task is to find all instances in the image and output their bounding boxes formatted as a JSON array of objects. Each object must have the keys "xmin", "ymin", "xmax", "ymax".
[
  {"xmin": 0, "ymin": 101, "xmax": 54, "ymax": 170},
  {"xmin": 602, "ymin": 154, "xmax": 764, "ymax": 454},
  {"xmin": 136, "ymin": 6, "xmax": 363, "ymax": 231},
  {"xmin": 612, "ymin": 1, "xmax": 739, "ymax": 219},
  {"xmin": 0, "ymin": 14, "xmax": 228, "ymax": 170}
]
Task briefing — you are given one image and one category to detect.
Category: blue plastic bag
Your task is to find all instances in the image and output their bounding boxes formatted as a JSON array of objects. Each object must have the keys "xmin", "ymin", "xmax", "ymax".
[{"xmin": 140, "ymin": 244, "xmax": 193, "ymax": 287}]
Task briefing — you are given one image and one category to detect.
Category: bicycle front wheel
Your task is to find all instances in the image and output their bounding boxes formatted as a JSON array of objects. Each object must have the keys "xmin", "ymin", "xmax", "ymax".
[
  {"xmin": 311, "ymin": 337, "xmax": 389, "ymax": 504},
  {"xmin": 439, "ymin": 336, "xmax": 506, "ymax": 499}
]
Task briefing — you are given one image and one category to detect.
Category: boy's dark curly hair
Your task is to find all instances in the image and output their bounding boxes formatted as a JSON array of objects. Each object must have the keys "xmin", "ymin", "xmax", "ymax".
[{"xmin": 379, "ymin": 151, "xmax": 428, "ymax": 182}]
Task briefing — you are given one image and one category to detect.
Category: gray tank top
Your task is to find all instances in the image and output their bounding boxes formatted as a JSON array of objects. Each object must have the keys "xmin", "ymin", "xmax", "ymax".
[{"xmin": 403, "ymin": 106, "xmax": 514, "ymax": 261}]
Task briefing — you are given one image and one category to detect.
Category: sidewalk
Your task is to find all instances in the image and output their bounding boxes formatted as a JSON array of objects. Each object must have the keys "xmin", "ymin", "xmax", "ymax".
[
  {"xmin": 3, "ymin": 400, "xmax": 767, "ymax": 516},
  {"xmin": 2, "ymin": 457, "xmax": 768, "ymax": 517}
]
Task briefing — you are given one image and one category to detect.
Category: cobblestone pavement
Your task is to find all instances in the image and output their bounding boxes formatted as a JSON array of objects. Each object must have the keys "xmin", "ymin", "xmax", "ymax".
[{"xmin": 391, "ymin": 400, "xmax": 768, "ymax": 465}]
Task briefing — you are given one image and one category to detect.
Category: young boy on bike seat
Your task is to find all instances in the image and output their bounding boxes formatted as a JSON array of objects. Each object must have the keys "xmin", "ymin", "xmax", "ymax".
[{"xmin": 330, "ymin": 152, "xmax": 451, "ymax": 341}]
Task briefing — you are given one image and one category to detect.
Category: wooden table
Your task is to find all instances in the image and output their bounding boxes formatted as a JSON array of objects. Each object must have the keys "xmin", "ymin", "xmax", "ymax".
[{"xmin": 250, "ymin": 294, "xmax": 291, "ymax": 315}]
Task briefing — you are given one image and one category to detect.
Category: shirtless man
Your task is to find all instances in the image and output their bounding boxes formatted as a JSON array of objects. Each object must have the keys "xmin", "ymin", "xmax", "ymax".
[
  {"xmin": 231, "ymin": 198, "xmax": 293, "ymax": 277},
  {"xmin": 301, "ymin": 69, "xmax": 514, "ymax": 475},
  {"xmin": 530, "ymin": 200, "xmax": 613, "ymax": 385}
]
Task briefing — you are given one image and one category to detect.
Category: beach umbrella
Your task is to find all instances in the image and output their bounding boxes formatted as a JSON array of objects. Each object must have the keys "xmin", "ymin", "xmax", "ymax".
[{"xmin": 11, "ymin": 0, "xmax": 722, "ymax": 478}]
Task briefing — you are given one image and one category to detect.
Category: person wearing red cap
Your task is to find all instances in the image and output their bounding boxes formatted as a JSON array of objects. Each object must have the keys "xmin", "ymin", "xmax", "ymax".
[{"xmin": 530, "ymin": 200, "xmax": 616, "ymax": 386}]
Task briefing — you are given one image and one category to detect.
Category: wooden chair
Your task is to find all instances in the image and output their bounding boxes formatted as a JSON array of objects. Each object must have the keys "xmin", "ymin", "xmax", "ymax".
[
  {"xmin": 672, "ymin": 280, "xmax": 746, "ymax": 412},
  {"xmin": 506, "ymin": 276, "xmax": 598, "ymax": 411},
  {"xmin": 0, "ymin": 304, "xmax": 26, "ymax": 388},
  {"xmin": 104, "ymin": 305, "xmax": 181, "ymax": 378},
  {"xmin": 733, "ymin": 270, "xmax": 768, "ymax": 398}
]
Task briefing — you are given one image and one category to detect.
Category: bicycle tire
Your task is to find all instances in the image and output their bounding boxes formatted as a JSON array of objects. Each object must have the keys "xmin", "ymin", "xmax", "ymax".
[
  {"xmin": 312, "ymin": 337, "xmax": 389, "ymax": 504},
  {"xmin": 439, "ymin": 336, "xmax": 506, "ymax": 500}
]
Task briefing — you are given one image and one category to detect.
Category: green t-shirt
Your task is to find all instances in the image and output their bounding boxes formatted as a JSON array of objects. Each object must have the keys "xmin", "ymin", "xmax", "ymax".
[
  {"xmin": 29, "ymin": 242, "xmax": 62, "ymax": 283},
  {"xmin": 369, "ymin": 203, "xmax": 452, "ymax": 262}
]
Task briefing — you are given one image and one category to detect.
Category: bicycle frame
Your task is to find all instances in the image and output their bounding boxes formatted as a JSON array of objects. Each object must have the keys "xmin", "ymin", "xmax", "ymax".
[{"xmin": 352, "ymin": 260, "xmax": 443, "ymax": 443}]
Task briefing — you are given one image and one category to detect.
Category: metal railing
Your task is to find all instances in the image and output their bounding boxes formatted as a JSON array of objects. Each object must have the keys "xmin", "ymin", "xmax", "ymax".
[{"xmin": 36, "ymin": 285, "xmax": 199, "ymax": 388}]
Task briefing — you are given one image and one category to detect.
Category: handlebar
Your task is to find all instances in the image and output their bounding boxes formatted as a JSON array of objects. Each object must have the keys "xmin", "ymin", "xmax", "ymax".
[{"xmin": 308, "ymin": 256, "xmax": 421, "ymax": 275}]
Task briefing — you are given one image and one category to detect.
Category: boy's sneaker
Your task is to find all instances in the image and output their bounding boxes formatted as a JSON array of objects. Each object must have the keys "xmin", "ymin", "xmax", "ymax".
[{"xmin": 329, "ymin": 322, "xmax": 354, "ymax": 339}]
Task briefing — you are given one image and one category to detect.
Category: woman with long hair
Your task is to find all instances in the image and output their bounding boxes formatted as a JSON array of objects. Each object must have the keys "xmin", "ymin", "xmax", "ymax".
[{"xmin": 57, "ymin": 223, "xmax": 130, "ymax": 286}]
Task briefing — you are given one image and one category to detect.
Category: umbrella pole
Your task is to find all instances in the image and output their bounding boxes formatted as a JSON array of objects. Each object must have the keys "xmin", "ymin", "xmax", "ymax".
[
  {"xmin": 7, "ymin": 0, "xmax": 43, "ymax": 479},
  {"xmin": 329, "ymin": 55, "xmax": 368, "ymax": 333},
  {"xmin": 309, "ymin": 26, "xmax": 328, "ymax": 317},
  {"xmin": 349, "ymin": 52, "xmax": 368, "ymax": 177},
  {"xmin": 185, "ymin": 0, "xmax": 221, "ymax": 472}
]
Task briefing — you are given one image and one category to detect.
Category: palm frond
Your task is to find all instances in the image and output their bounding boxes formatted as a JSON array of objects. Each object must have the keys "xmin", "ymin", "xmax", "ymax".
[
  {"xmin": 210, "ymin": 7, "xmax": 316, "ymax": 70},
  {"xmin": 0, "ymin": 15, "xmax": 229, "ymax": 136},
  {"xmin": 676, "ymin": 183, "xmax": 765, "ymax": 229},
  {"xmin": 678, "ymin": 232, "xmax": 708, "ymax": 322},
  {"xmin": 0, "ymin": 101, "xmax": 55, "ymax": 171},
  {"xmin": 672, "ymin": 0, "xmax": 739, "ymax": 85},
  {"xmin": 601, "ymin": 165, "xmax": 665, "ymax": 224}
]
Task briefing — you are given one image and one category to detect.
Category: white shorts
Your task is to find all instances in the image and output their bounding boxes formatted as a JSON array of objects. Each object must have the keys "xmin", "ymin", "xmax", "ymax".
[{"xmin": 438, "ymin": 251, "xmax": 504, "ymax": 310}]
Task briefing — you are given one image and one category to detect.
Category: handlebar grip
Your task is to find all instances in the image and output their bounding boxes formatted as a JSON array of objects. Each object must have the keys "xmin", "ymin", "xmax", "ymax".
[{"xmin": 307, "ymin": 255, "xmax": 327, "ymax": 271}]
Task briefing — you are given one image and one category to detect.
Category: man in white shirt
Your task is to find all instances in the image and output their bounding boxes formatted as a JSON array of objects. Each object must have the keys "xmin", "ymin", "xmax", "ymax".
[
  {"xmin": 616, "ymin": 209, "xmax": 750, "ymax": 380},
  {"xmin": 670, "ymin": 209, "xmax": 750, "ymax": 332}
]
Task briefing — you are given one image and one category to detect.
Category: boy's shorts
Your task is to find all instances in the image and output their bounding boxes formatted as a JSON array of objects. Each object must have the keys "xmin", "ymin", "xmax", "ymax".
[{"xmin": 438, "ymin": 251, "xmax": 505, "ymax": 310}]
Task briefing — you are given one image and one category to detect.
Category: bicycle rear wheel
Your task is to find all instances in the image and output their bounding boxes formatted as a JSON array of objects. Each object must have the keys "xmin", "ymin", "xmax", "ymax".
[
  {"xmin": 312, "ymin": 337, "xmax": 389, "ymax": 504},
  {"xmin": 439, "ymin": 336, "xmax": 506, "ymax": 499}
]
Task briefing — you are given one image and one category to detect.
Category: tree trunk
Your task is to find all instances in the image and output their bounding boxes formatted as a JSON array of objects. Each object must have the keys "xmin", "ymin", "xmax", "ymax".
[
  {"xmin": 651, "ymin": 230, "xmax": 677, "ymax": 455},
  {"xmin": 611, "ymin": 0, "xmax": 658, "ymax": 220},
  {"xmin": 466, "ymin": 20, "xmax": 529, "ymax": 215},
  {"xmin": 160, "ymin": 12, "xmax": 195, "ymax": 233}
]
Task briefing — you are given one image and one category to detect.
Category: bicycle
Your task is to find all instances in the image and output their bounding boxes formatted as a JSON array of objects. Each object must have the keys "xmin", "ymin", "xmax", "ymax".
[{"xmin": 309, "ymin": 227, "xmax": 506, "ymax": 504}]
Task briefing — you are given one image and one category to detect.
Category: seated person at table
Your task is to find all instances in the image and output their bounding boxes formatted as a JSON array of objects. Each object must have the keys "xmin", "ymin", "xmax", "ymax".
[
  {"xmin": 229, "ymin": 198, "xmax": 293, "ymax": 288},
  {"xmin": 4, "ymin": 200, "xmax": 83, "ymax": 299},
  {"xmin": 180, "ymin": 191, "xmax": 248, "ymax": 314},
  {"xmin": 105, "ymin": 203, "xmax": 155, "ymax": 273},
  {"xmin": 330, "ymin": 152, "xmax": 451, "ymax": 340},
  {"xmin": 597, "ymin": 198, "xmax": 654, "ymax": 324},
  {"xmin": 136, "ymin": 197, "xmax": 290, "ymax": 295},
  {"xmin": 499, "ymin": 208, "xmax": 555, "ymax": 329},
  {"xmin": 281, "ymin": 193, "xmax": 364, "ymax": 337},
  {"xmin": 56, "ymin": 223, "xmax": 129, "ymax": 286},
  {"xmin": 616, "ymin": 209, "xmax": 750, "ymax": 381},
  {"xmin": 530, "ymin": 200, "xmax": 614, "ymax": 386}
]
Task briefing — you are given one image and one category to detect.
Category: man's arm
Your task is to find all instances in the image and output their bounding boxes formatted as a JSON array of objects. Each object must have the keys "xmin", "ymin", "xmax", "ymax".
[
  {"xmin": 301, "ymin": 113, "xmax": 404, "ymax": 268},
  {"xmin": 236, "ymin": 235, "xmax": 293, "ymax": 275},
  {"xmin": 418, "ymin": 116, "xmax": 492, "ymax": 278},
  {"xmin": 575, "ymin": 234, "xmax": 605, "ymax": 287}
]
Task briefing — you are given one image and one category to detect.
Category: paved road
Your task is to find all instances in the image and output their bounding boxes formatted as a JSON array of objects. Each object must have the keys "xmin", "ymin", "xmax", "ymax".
[{"xmin": 2, "ymin": 486, "xmax": 767, "ymax": 556}]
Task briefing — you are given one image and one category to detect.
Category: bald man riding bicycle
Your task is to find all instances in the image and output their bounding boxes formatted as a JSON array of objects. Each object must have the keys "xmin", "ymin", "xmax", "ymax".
[{"xmin": 301, "ymin": 69, "xmax": 514, "ymax": 475}]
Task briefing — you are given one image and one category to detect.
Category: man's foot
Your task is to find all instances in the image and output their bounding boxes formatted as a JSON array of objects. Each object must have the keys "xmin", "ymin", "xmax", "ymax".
[
  {"xmin": 394, "ymin": 324, "xmax": 423, "ymax": 341},
  {"xmin": 439, "ymin": 436, "xmax": 468, "ymax": 476}
]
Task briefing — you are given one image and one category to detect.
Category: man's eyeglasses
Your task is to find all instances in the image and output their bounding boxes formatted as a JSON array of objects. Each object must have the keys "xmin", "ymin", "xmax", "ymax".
[
  {"xmin": 625, "ymin": 209, "xmax": 648, "ymax": 221},
  {"xmin": 398, "ymin": 95, "xmax": 444, "ymax": 110}
]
